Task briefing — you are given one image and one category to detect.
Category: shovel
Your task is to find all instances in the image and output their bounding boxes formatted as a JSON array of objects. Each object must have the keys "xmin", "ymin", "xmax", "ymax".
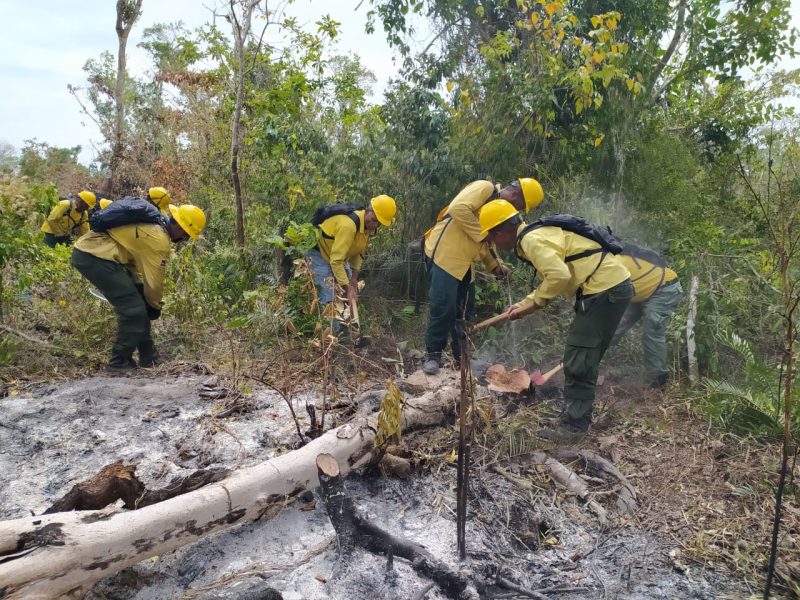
[
  {"xmin": 530, "ymin": 363, "xmax": 563, "ymax": 386},
  {"xmin": 469, "ymin": 312, "xmax": 509, "ymax": 333}
]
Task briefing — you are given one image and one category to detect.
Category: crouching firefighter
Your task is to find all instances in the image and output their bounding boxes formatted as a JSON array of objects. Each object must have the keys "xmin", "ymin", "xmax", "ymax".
[
  {"xmin": 611, "ymin": 244, "xmax": 683, "ymax": 388},
  {"xmin": 422, "ymin": 178, "xmax": 544, "ymax": 375},
  {"xmin": 307, "ymin": 195, "xmax": 397, "ymax": 335},
  {"xmin": 41, "ymin": 190, "xmax": 96, "ymax": 247},
  {"xmin": 71, "ymin": 201, "xmax": 206, "ymax": 372},
  {"xmin": 479, "ymin": 200, "xmax": 633, "ymax": 441}
]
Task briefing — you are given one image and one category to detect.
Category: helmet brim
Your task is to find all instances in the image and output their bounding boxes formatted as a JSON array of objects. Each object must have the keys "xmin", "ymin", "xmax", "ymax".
[{"xmin": 169, "ymin": 204, "xmax": 200, "ymax": 240}]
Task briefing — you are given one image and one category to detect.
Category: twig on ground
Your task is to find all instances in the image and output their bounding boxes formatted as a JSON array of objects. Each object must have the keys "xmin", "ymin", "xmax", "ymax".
[
  {"xmin": 0, "ymin": 325, "xmax": 61, "ymax": 349},
  {"xmin": 495, "ymin": 576, "xmax": 548, "ymax": 599},
  {"xmin": 243, "ymin": 372, "xmax": 306, "ymax": 444},
  {"xmin": 412, "ymin": 582, "xmax": 436, "ymax": 600}
]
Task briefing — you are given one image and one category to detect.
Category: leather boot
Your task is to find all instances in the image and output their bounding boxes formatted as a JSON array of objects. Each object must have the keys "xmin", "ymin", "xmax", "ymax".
[
  {"xmin": 423, "ymin": 353, "xmax": 441, "ymax": 375},
  {"xmin": 137, "ymin": 342, "xmax": 160, "ymax": 368},
  {"xmin": 107, "ymin": 355, "xmax": 137, "ymax": 373}
]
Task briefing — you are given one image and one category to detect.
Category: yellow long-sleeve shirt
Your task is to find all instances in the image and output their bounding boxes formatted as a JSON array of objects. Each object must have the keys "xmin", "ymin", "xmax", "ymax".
[
  {"xmin": 74, "ymin": 223, "xmax": 171, "ymax": 309},
  {"xmin": 515, "ymin": 224, "xmax": 630, "ymax": 309},
  {"xmin": 617, "ymin": 255, "xmax": 678, "ymax": 303},
  {"xmin": 424, "ymin": 180, "xmax": 501, "ymax": 279},
  {"xmin": 41, "ymin": 199, "xmax": 89, "ymax": 238},
  {"xmin": 316, "ymin": 210, "xmax": 370, "ymax": 286}
]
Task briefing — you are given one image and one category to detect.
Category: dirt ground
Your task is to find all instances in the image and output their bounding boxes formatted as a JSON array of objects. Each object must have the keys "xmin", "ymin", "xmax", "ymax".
[{"xmin": 0, "ymin": 367, "xmax": 795, "ymax": 599}]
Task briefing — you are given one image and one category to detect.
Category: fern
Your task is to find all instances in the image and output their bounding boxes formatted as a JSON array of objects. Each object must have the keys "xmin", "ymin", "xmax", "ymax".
[
  {"xmin": 702, "ymin": 331, "xmax": 799, "ymax": 439},
  {"xmin": 719, "ymin": 331, "xmax": 755, "ymax": 367}
]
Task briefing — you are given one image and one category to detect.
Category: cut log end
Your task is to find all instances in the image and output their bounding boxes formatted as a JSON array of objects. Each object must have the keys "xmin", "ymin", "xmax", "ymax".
[{"xmin": 316, "ymin": 453, "xmax": 341, "ymax": 478}]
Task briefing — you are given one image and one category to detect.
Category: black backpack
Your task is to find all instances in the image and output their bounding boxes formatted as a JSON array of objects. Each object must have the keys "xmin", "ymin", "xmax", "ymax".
[
  {"xmin": 516, "ymin": 214, "xmax": 624, "ymax": 264},
  {"xmin": 621, "ymin": 242, "xmax": 667, "ymax": 268},
  {"xmin": 311, "ymin": 203, "xmax": 363, "ymax": 236},
  {"xmin": 90, "ymin": 196, "xmax": 165, "ymax": 233}
]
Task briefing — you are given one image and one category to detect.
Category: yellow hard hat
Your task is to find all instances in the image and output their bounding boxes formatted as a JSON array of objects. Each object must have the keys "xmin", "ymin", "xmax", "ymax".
[
  {"xmin": 370, "ymin": 194, "xmax": 397, "ymax": 226},
  {"xmin": 149, "ymin": 186, "xmax": 171, "ymax": 211},
  {"xmin": 517, "ymin": 177, "xmax": 544, "ymax": 211},
  {"xmin": 168, "ymin": 204, "xmax": 206, "ymax": 240},
  {"xmin": 77, "ymin": 190, "xmax": 97, "ymax": 208},
  {"xmin": 480, "ymin": 199, "xmax": 519, "ymax": 235},
  {"xmin": 99, "ymin": 199, "xmax": 113, "ymax": 209}
]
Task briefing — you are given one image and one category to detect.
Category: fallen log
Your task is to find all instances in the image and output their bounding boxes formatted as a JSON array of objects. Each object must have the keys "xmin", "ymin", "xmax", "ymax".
[
  {"xmin": 551, "ymin": 449, "xmax": 637, "ymax": 514},
  {"xmin": 501, "ymin": 453, "xmax": 607, "ymax": 525},
  {"xmin": 0, "ymin": 385, "xmax": 459, "ymax": 599},
  {"xmin": 316, "ymin": 454, "xmax": 480, "ymax": 600}
]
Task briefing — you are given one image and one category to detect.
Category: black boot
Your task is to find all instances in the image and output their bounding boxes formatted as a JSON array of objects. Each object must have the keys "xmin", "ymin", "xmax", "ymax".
[
  {"xmin": 107, "ymin": 355, "xmax": 137, "ymax": 373},
  {"xmin": 538, "ymin": 415, "xmax": 591, "ymax": 444},
  {"xmin": 138, "ymin": 341, "xmax": 160, "ymax": 368},
  {"xmin": 648, "ymin": 373, "xmax": 669, "ymax": 389}
]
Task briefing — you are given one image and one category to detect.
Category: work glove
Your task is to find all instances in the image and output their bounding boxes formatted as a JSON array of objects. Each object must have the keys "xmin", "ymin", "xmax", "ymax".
[{"xmin": 492, "ymin": 265, "xmax": 510, "ymax": 280}]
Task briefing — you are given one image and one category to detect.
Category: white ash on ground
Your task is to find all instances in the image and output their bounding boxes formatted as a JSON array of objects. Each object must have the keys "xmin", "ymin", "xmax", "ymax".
[{"xmin": 1, "ymin": 374, "xmax": 751, "ymax": 599}]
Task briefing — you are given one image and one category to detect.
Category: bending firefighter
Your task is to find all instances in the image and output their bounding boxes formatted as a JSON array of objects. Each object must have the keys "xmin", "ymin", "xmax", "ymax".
[
  {"xmin": 479, "ymin": 200, "xmax": 633, "ymax": 441},
  {"xmin": 71, "ymin": 204, "xmax": 206, "ymax": 372},
  {"xmin": 611, "ymin": 245, "xmax": 683, "ymax": 388},
  {"xmin": 307, "ymin": 195, "xmax": 397, "ymax": 331},
  {"xmin": 148, "ymin": 186, "xmax": 171, "ymax": 215},
  {"xmin": 423, "ymin": 178, "xmax": 543, "ymax": 375},
  {"xmin": 41, "ymin": 191, "xmax": 96, "ymax": 247}
]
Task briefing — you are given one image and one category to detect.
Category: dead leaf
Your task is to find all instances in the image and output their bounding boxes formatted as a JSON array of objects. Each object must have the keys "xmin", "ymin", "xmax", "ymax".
[
  {"xmin": 300, "ymin": 500, "xmax": 316, "ymax": 512},
  {"xmin": 598, "ymin": 435, "xmax": 618, "ymax": 453},
  {"xmin": 315, "ymin": 575, "xmax": 327, "ymax": 583}
]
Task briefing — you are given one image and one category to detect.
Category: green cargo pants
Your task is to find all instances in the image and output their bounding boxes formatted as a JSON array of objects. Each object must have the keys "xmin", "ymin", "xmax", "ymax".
[
  {"xmin": 44, "ymin": 233, "xmax": 71, "ymax": 248},
  {"xmin": 611, "ymin": 280, "xmax": 683, "ymax": 385},
  {"xmin": 71, "ymin": 249, "xmax": 152, "ymax": 363},
  {"xmin": 425, "ymin": 262, "xmax": 475, "ymax": 362},
  {"xmin": 564, "ymin": 279, "xmax": 634, "ymax": 426}
]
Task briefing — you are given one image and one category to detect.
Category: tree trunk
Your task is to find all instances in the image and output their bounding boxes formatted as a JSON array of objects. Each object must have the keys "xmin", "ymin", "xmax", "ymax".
[
  {"xmin": 231, "ymin": 71, "xmax": 246, "ymax": 249},
  {"xmin": 764, "ymin": 243, "xmax": 797, "ymax": 598},
  {"xmin": 228, "ymin": 0, "xmax": 259, "ymax": 250},
  {"xmin": 104, "ymin": 0, "xmax": 143, "ymax": 196},
  {"xmin": 0, "ymin": 385, "xmax": 458, "ymax": 599},
  {"xmin": 686, "ymin": 275, "xmax": 700, "ymax": 383}
]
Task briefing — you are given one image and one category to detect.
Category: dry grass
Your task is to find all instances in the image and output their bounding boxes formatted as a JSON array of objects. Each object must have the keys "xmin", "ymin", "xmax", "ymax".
[{"xmin": 598, "ymin": 382, "xmax": 800, "ymax": 597}]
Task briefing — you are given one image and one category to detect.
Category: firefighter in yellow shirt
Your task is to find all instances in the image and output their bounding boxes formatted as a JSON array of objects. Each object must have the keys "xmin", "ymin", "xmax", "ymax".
[
  {"xmin": 611, "ymin": 245, "xmax": 682, "ymax": 388},
  {"xmin": 307, "ymin": 195, "xmax": 397, "ymax": 329},
  {"xmin": 479, "ymin": 200, "xmax": 634, "ymax": 441},
  {"xmin": 71, "ymin": 204, "xmax": 206, "ymax": 372},
  {"xmin": 41, "ymin": 190, "xmax": 96, "ymax": 247},
  {"xmin": 422, "ymin": 178, "xmax": 544, "ymax": 375}
]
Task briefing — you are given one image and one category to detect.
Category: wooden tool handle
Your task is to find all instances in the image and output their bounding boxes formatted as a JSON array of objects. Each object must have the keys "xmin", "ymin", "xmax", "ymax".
[
  {"xmin": 470, "ymin": 312, "xmax": 509, "ymax": 333},
  {"xmin": 541, "ymin": 363, "xmax": 563, "ymax": 383},
  {"xmin": 530, "ymin": 362, "xmax": 564, "ymax": 386}
]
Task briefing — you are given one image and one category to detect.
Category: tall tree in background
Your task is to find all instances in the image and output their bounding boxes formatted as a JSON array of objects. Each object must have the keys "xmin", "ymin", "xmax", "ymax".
[
  {"xmin": 105, "ymin": 0, "xmax": 144, "ymax": 195},
  {"xmin": 227, "ymin": 0, "xmax": 264, "ymax": 249},
  {"xmin": 736, "ymin": 128, "xmax": 800, "ymax": 598}
]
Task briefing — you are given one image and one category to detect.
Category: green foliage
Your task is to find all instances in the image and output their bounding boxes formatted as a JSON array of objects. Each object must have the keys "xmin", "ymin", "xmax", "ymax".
[
  {"xmin": 7, "ymin": 0, "xmax": 800, "ymax": 398},
  {"xmin": 0, "ymin": 335, "xmax": 19, "ymax": 366},
  {"xmin": 702, "ymin": 332, "xmax": 799, "ymax": 439},
  {"xmin": 0, "ymin": 176, "xmax": 49, "ymax": 279}
]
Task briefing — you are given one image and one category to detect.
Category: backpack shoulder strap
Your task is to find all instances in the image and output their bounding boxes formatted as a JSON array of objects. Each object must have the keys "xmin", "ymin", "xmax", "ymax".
[
  {"xmin": 320, "ymin": 211, "xmax": 361, "ymax": 240},
  {"xmin": 348, "ymin": 211, "xmax": 361, "ymax": 231}
]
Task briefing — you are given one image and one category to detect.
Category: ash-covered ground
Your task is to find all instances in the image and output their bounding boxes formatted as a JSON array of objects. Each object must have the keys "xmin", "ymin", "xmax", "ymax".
[{"xmin": 0, "ymin": 373, "xmax": 750, "ymax": 599}]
